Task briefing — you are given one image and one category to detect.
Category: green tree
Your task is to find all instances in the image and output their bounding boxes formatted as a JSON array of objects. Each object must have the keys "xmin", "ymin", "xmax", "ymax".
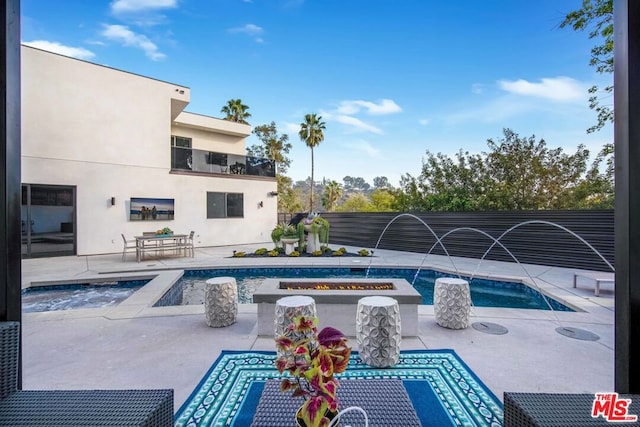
[
  {"xmin": 396, "ymin": 128, "xmax": 597, "ymax": 211},
  {"xmin": 321, "ymin": 180, "xmax": 343, "ymax": 211},
  {"xmin": 369, "ymin": 189, "xmax": 397, "ymax": 212},
  {"xmin": 220, "ymin": 99, "xmax": 252, "ymax": 125},
  {"xmin": 342, "ymin": 176, "xmax": 371, "ymax": 193},
  {"xmin": 277, "ymin": 175, "xmax": 305, "ymax": 213},
  {"xmin": 249, "ymin": 122, "xmax": 292, "ymax": 174},
  {"xmin": 373, "ymin": 176, "xmax": 392, "ymax": 189},
  {"xmin": 335, "ymin": 193, "xmax": 373, "ymax": 212},
  {"xmin": 570, "ymin": 143, "xmax": 614, "ymax": 208},
  {"xmin": 397, "ymin": 149, "xmax": 488, "ymax": 211},
  {"xmin": 484, "ymin": 129, "xmax": 589, "ymax": 210},
  {"xmin": 299, "ymin": 113, "xmax": 326, "ymax": 211},
  {"xmin": 560, "ymin": 0, "xmax": 613, "ymax": 133}
]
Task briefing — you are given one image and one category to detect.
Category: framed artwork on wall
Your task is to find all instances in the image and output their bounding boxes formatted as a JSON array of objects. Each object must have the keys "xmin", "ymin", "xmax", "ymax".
[{"xmin": 130, "ymin": 197, "xmax": 175, "ymax": 221}]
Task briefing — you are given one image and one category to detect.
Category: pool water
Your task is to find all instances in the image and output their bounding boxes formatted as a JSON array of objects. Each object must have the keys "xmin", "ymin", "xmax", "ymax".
[
  {"xmin": 22, "ymin": 280, "xmax": 151, "ymax": 313},
  {"xmin": 178, "ymin": 267, "xmax": 573, "ymax": 311}
]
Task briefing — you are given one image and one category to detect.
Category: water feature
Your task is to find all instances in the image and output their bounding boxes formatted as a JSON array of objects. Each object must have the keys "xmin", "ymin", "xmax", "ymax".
[{"xmin": 365, "ymin": 213, "xmax": 613, "ymax": 340}]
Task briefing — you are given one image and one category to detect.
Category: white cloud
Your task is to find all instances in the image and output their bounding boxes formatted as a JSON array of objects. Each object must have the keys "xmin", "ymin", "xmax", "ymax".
[
  {"xmin": 228, "ymin": 23, "xmax": 264, "ymax": 36},
  {"xmin": 111, "ymin": 0, "xmax": 177, "ymax": 14},
  {"xmin": 498, "ymin": 76, "xmax": 585, "ymax": 102},
  {"xmin": 283, "ymin": 122, "xmax": 300, "ymax": 135},
  {"xmin": 23, "ymin": 40, "xmax": 95, "ymax": 60},
  {"xmin": 101, "ymin": 24, "xmax": 166, "ymax": 60},
  {"xmin": 332, "ymin": 114, "xmax": 383, "ymax": 134},
  {"xmin": 336, "ymin": 99, "xmax": 401, "ymax": 115},
  {"xmin": 347, "ymin": 139, "xmax": 381, "ymax": 157},
  {"xmin": 443, "ymin": 96, "xmax": 537, "ymax": 125}
]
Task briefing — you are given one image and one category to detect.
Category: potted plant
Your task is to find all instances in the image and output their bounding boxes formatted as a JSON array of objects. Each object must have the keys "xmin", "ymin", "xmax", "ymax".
[
  {"xmin": 302, "ymin": 213, "xmax": 330, "ymax": 253},
  {"xmin": 275, "ymin": 314, "xmax": 351, "ymax": 427},
  {"xmin": 281, "ymin": 224, "xmax": 299, "ymax": 240},
  {"xmin": 271, "ymin": 222, "xmax": 287, "ymax": 248}
]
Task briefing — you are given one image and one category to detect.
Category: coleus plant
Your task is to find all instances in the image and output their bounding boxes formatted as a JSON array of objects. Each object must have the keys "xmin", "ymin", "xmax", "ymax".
[{"xmin": 275, "ymin": 315, "xmax": 352, "ymax": 427}]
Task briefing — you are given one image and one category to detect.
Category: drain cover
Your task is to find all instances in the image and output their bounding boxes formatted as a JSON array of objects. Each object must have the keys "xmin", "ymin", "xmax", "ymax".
[
  {"xmin": 555, "ymin": 326, "xmax": 600, "ymax": 341},
  {"xmin": 471, "ymin": 322, "xmax": 508, "ymax": 335}
]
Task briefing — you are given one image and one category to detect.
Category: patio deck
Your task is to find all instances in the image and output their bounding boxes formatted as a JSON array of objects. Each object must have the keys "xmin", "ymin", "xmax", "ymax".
[{"xmin": 20, "ymin": 243, "xmax": 614, "ymax": 413}]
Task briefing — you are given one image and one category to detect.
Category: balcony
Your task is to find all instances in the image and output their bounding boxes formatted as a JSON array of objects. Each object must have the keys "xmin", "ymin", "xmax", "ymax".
[{"xmin": 171, "ymin": 146, "xmax": 276, "ymax": 178}]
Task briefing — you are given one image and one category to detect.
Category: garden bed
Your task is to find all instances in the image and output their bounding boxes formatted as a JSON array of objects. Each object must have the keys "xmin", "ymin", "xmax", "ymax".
[{"xmin": 230, "ymin": 247, "xmax": 373, "ymax": 258}]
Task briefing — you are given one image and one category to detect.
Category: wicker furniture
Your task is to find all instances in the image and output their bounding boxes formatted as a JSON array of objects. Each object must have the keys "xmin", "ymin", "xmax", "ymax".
[
  {"xmin": 0, "ymin": 322, "xmax": 174, "ymax": 426},
  {"xmin": 251, "ymin": 378, "xmax": 421, "ymax": 426},
  {"xmin": 504, "ymin": 392, "xmax": 640, "ymax": 426}
]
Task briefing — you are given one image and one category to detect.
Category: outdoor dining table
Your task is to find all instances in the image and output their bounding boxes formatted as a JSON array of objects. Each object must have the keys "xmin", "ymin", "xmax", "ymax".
[{"xmin": 134, "ymin": 233, "xmax": 188, "ymax": 262}]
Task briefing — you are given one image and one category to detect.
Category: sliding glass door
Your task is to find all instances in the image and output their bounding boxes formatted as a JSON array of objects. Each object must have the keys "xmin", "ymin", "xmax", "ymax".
[{"xmin": 21, "ymin": 184, "xmax": 76, "ymax": 258}]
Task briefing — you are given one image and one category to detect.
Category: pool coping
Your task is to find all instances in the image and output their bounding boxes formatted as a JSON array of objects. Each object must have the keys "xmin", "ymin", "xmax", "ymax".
[{"xmin": 20, "ymin": 262, "xmax": 613, "ymax": 327}]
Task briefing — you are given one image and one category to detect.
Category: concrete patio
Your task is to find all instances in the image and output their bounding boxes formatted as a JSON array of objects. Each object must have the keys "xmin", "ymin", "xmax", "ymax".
[{"xmin": 20, "ymin": 243, "xmax": 615, "ymax": 413}]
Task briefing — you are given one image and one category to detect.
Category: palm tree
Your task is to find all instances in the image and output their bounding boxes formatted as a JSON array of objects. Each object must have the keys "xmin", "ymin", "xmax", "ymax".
[
  {"xmin": 322, "ymin": 180, "xmax": 343, "ymax": 211},
  {"xmin": 220, "ymin": 99, "xmax": 251, "ymax": 124},
  {"xmin": 298, "ymin": 113, "xmax": 326, "ymax": 211}
]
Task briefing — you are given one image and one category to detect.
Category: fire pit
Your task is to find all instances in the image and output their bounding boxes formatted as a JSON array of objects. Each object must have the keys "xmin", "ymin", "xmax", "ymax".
[
  {"xmin": 282, "ymin": 282, "xmax": 394, "ymax": 291},
  {"xmin": 253, "ymin": 278, "xmax": 421, "ymax": 336}
]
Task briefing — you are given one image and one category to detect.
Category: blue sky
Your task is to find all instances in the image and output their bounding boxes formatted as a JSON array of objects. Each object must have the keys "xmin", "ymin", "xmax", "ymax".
[{"xmin": 21, "ymin": 0, "xmax": 613, "ymax": 186}]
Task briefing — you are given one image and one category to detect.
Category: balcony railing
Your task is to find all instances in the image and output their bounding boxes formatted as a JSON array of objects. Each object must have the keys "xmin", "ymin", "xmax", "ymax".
[{"xmin": 171, "ymin": 146, "xmax": 276, "ymax": 178}]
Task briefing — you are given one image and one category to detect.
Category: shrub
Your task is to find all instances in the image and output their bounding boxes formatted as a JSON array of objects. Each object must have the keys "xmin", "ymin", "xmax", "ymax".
[
  {"xmin": 331, "ymin": 250, "xmax": 343, "ymax": 257},
  {"xmin": 271, "ymin": 222, "xmax": 286, "ymax": 245},
  {"xmin": 358, "ymin": 249, "xmax": 370, "ymax": 257},
  {"xmin": 254, "ymin": 248, "xmax": 268, "ymax": 255},
  {"xmin": 232, "ymin": 251, "xmax": 246, "ymax": 258},
  {"xmin": 268, "ymin": 250, "xmax": 280, "ymax": 257},
  {"xmin": 289, "ymin": 250, "xmax": 300, "ymax": 257},
  {"xmin": 311, "ymin": 250, "xmax": 323, "ymax": 257}
]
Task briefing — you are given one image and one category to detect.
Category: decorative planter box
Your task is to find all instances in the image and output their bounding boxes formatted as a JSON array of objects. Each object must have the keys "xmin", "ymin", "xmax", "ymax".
[{"xmin": 253, "ymin": 278, "xmax": 422, "ymax": 337}]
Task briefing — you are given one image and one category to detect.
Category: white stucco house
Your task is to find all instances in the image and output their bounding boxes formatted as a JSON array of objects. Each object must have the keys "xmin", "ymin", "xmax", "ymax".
[{"xmin": 21, "ymin": 45, "xmax": 277, "ymax": 257}]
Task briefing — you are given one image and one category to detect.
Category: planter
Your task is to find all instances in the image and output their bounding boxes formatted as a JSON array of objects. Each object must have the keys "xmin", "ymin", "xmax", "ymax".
[
  {"xmin": 295, "ymin": 405, "xmax": 339, "ymax": 427},
  {"xmin": 280, "ymin": 237, "xmax": 299, "ymax": 255},
  {"xmin": 303, "ymin": 225, "xmax": 321, "ymax": 253}
]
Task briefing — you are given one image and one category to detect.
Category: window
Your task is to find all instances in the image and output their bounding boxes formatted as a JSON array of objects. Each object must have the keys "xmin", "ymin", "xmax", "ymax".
[
  {"xmin": 207, "ymin": 192, "xmax": 244, "ymax": 218},
  {"xmin": 171, "ymin": 136, "xmax": 192, "ymax": 170}
]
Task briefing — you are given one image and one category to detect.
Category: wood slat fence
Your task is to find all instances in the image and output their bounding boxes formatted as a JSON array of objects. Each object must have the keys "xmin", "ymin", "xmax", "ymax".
[{"xmin": 278, "ymin": 210, "xmax": 614, "ymax": 272}]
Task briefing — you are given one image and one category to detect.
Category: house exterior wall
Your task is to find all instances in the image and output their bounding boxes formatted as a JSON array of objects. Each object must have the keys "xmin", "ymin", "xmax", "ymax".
[{"xmin": 21, "ymin": 45, "xmax": 277, "ymax": 256}]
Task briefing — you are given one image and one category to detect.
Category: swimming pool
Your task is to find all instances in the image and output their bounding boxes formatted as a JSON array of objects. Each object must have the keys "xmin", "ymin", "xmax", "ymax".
[
  {"xmin": 22, "ymin": 279, "xmax": 151, "ymax": 312},
  {"xmin": 159, "ymin": 267, "xmax": 573, "ymax": 311}
]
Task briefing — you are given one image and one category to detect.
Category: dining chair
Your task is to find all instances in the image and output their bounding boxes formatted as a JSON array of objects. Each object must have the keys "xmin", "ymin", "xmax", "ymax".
[
  {"xmin": 121, "ymin": 233, "xmax": 137, "ymax": 261},
  {"xmin": 186, "ymin": 230, "xmax": 195, "ymax": 257}
]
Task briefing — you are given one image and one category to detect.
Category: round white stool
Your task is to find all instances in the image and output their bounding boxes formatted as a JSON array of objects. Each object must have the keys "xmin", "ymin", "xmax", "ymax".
[
  {"xmin": 204, "ymin": 277, "xmax": 238, "ymax": 328},
  {"xmin": 274, "ymin": 296, "xmax": 317, "ymax": 358},
  {"xmin": 433, "ymin": 277, "xmax": 471, "ymax": 329},
  {"xmin": 356, "ymin": 296, "xmax": 402, "ymax": 367}
]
